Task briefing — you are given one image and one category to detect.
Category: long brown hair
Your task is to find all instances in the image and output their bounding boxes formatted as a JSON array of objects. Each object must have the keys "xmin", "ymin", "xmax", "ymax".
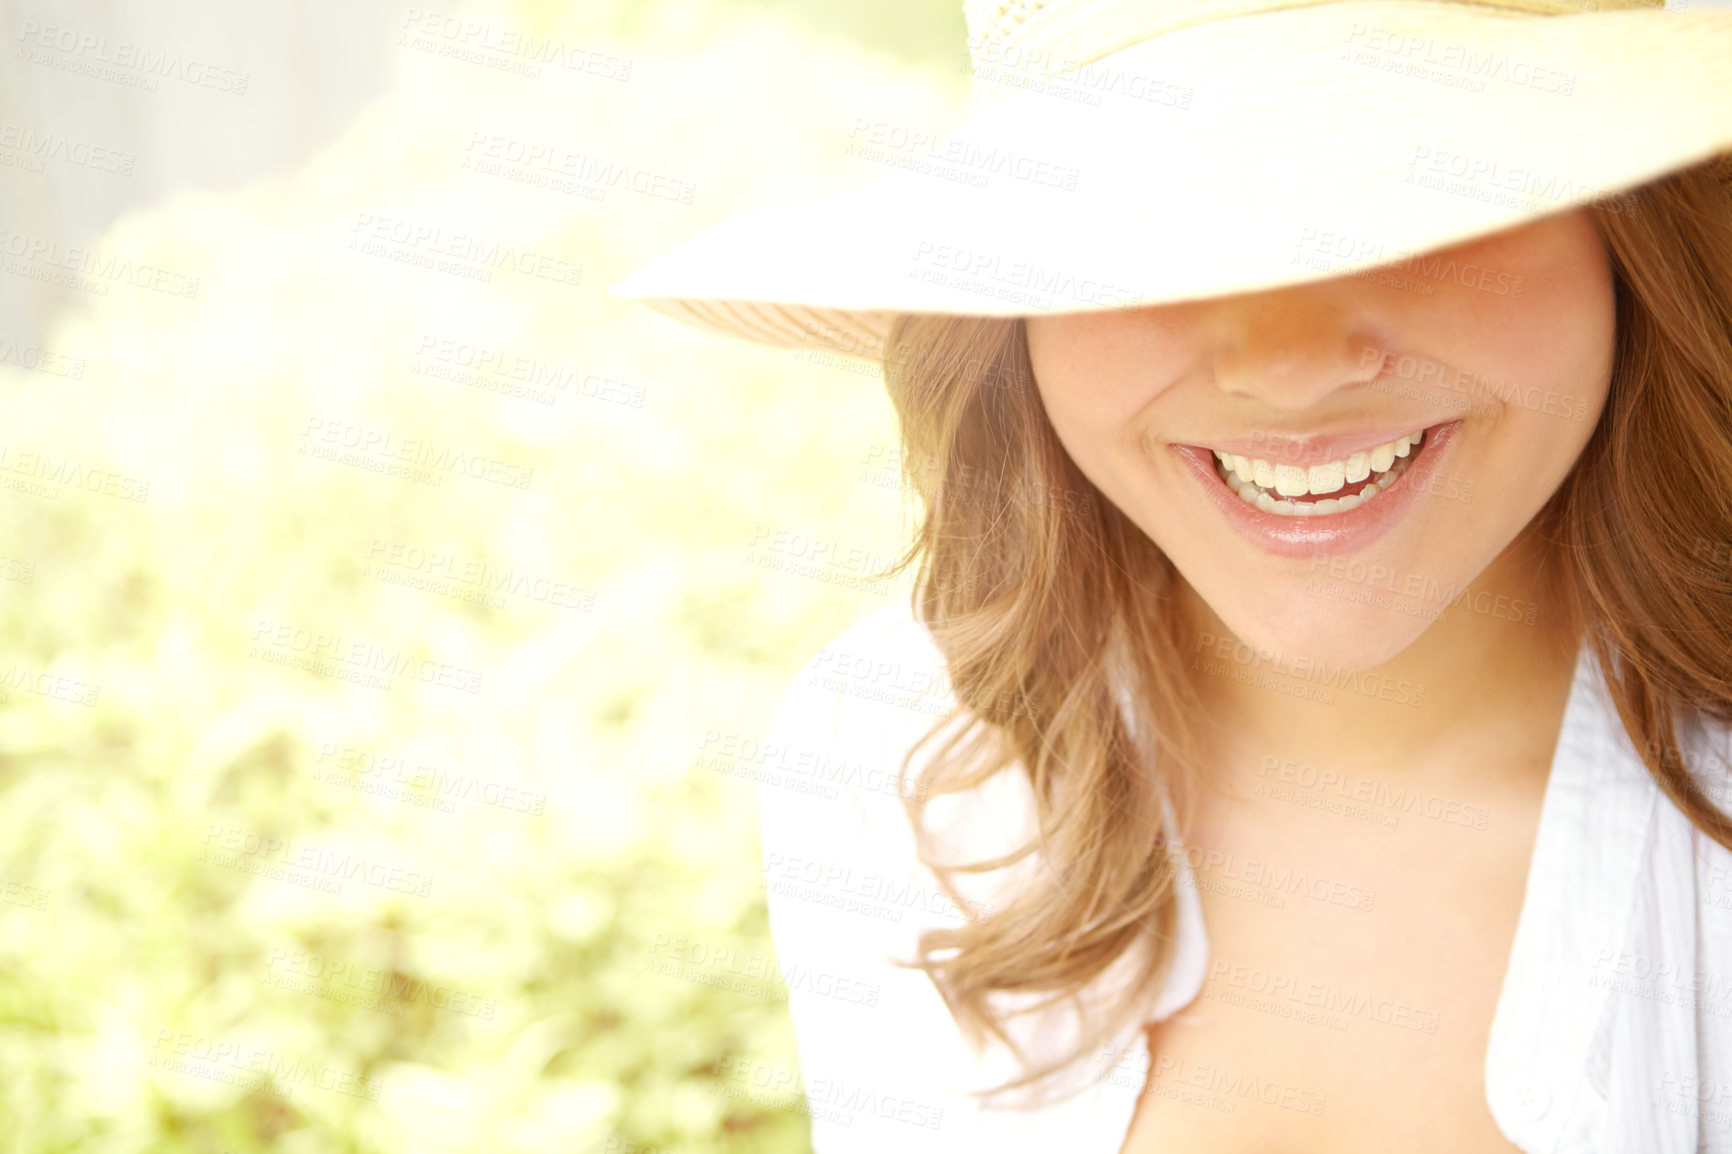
[{"xmin": 871, "ymin": 151, "xmax": 1732, "ymax": 1106}]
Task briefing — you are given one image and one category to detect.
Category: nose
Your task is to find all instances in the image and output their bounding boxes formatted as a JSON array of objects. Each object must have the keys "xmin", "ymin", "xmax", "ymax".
[{"xmin": 1205, "ymin": 282, "xmax": 1383, "ymax": 411}]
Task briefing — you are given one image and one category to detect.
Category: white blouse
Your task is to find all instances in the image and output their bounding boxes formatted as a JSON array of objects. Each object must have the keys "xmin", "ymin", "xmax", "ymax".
[{"xmin": 757, "ymin": 599, "xmax": 1732, "ymax": 1152}]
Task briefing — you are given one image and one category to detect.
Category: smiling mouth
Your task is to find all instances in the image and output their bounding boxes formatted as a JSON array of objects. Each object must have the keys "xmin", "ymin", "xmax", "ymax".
[{"xmin": 1209, "ymin": 426, "xmax": 1432, "ymax": 517}]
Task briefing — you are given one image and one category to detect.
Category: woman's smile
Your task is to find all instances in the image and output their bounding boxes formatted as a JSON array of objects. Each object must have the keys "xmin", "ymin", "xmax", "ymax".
[
  {"xmin": 1206, "ymin": 423, "xmax": 1434, "ymax": 514},
  {"xmin": 1167, "ymin": 417, "xmax": 1465, "ymax": 559}
]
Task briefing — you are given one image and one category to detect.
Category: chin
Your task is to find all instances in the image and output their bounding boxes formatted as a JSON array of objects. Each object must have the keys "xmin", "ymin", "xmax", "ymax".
[{"xmin": 1200, "ymin": 586, "xmax": 1438, "ymax": 675}]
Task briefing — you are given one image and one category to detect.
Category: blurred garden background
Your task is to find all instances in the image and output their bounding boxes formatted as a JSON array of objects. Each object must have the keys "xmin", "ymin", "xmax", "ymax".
[{"xmin": 0, "ymin": 0, "xmax": 970, "ymax": 1149}]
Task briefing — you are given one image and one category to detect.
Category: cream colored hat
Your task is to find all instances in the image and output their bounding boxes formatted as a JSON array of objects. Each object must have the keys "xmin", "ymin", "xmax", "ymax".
[{"xmin": 609, "ymin": 0, "xmax": 1732, "ymax": 359}]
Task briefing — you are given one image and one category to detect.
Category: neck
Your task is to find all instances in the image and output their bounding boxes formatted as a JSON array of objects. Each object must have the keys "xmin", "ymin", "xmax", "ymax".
[{"xmin": 1174, "ymin": 523, "xmax": 1583, "ymax": 782}]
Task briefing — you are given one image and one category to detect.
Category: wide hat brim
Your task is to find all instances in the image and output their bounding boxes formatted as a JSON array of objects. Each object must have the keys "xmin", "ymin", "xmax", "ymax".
[{"xmin": 610, "ymin": 0, "xmax": 1732, "ymax": 358}]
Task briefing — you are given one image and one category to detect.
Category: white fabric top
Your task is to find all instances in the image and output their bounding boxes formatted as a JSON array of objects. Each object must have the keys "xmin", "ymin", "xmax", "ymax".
[{"xmin": 758, "ymin": 598, "xmax": 1732, "ymax": 1152}]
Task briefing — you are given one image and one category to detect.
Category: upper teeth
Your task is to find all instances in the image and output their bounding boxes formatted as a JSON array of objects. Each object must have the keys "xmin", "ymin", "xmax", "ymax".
[{"xmin": 1213, "ymin": 430, "xmax": 1424, "ymax": 498}]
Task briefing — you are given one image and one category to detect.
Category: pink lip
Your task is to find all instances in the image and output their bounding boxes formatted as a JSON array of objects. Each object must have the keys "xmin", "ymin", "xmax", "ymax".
[
  {"xmin": 1192, "ymin": 422, "xmax": 1437, "ymax": 468},
  {"xmin": 1170, "ymin": 419, "xmax": 1465, "ymax": 560}
]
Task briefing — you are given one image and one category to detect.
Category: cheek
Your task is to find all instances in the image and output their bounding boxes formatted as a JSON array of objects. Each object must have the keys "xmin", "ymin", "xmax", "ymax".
[
  {"xmin": 1453, "ymin": 226, "xmax": 1617, "ymax": 476},
  {"xmin": 1027, "ymin": 311, "xmax": 1202, "ymax": 478},
  {"xmin": 1466, "ymin": 212, "xmax": 1613, "ymax": 355},
  {"xmin": 1037, "ymin": 381, "xmax": 1126, "ymax": 488}
]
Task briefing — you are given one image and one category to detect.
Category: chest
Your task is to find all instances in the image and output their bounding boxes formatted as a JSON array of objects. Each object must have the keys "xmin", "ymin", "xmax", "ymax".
[{"xmin": 1117, "ymin": 768, "xmax": 1549, "ymax": 1154}]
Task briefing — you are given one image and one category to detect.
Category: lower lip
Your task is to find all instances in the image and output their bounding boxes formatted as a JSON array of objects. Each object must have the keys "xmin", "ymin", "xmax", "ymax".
[{"xmin": 1169, "ymin": 420, "xmax": 1465, "ymax": 560}]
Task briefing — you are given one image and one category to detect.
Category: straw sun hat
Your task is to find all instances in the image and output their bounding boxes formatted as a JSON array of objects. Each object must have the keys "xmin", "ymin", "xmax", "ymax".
[{"xmin": 610, "ymin": 0, "xmax": 1732, "ymax": 360}]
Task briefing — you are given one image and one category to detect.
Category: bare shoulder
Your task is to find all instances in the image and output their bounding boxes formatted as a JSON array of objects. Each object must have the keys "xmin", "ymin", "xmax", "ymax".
[{"xmin": 785, "ymin": 597, "xmax": 955, "ymax": 718}]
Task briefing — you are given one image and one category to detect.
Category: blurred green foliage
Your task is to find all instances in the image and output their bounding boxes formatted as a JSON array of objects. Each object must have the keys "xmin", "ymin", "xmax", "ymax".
[{"xmin": 0, "ymin": 1, "xmax": 966, "ymax": 1150}]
